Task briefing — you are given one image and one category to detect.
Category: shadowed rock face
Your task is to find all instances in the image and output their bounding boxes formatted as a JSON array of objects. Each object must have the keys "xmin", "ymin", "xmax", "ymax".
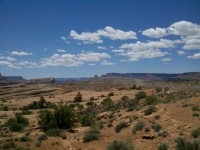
[{"xmin": 29, "ymin": 78, "xmax": 55, "ymax": 83}]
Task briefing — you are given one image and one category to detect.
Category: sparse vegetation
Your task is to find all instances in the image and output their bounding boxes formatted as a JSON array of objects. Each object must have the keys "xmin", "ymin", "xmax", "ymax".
[
  {"xmin": 151, "ymin": 123, "xmax": 162, "ymax": 132},
  {"xmin": 133, "ymin": 121, "xmax": 145, "ymax": 132},
  {"xmin": 83, "ymin": 128, "xmax": 100, "ymax": 143},
  {"xmin": 144, "ymin": 105, "xmax": 156, "ymax": 115},
  {"xmin": 106, "ymin": 140, "xmax": 134, "ymax": 150},
  {"xmin": 157, "ymin": 143, "xmax": 168, "ymax": 150},
  {"xmin": 191, "ymin": 128, "xmax": 200, "ymax": 138},
  {"xmin": 73, "ymin": 92, "xmax": 83, "ymax": 102},
  {"xmin": 38, "ymin": 101, "xmax": 75, "ymax": 131},
  {"xmin": 135, "ymin": 91, "xmax": 146, "ymax": 100},
  {"xmin": 101, "ymin": 97, "xmax": 114, "ymax": 111},
  {"xmin": 175, "ymin": 137, "xmax": 200, "ymax": 150},
  {"xmin": 115, "ymin": 122, "xmax": 128, "ymax": 133},
  {"xmin": 145, "ymin": 95, "xmax": 158, "ymax": 105},
  {"xmin": 108, "ymin": 92, "xmax": 114, "ymax": 97}
]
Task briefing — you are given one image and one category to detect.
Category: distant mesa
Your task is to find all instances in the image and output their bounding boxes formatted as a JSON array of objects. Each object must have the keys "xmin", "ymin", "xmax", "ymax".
[{"xmin": 101, "ymin": 72, "xmax": 200, "ymax": 81}]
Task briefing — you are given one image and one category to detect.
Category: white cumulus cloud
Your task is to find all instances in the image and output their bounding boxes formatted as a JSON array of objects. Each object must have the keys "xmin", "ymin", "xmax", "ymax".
[
  {"xmin": 57, "ymin": 49, "xmax": 66, "ymax": 53},
  {"xmin": 101, "ymin": 60, "xmax": 115, "ymax": 65},
  {"xmin": 11, "ymin": 51, "xmax": 33, "ymax": 56},
  {"xmin": 70, "ymin": 26, "xmax": 137, "ymax": 43},
  {"xmin": 177, "ymin": 51, "xmax": 186, "ymax": 55},
  {"xmin": 161, "ymin": 58, "xmax": 172, "ymax": 61},
  {"xmin": 97, "ymin": 46, "xmax": 106, "ymax": 50},
  {"xmin": 142, "ymin": 27, "xmax": 167, "ymax": 38},
  {"xmin": 187, "ymin": 53, "xmax": 200, "ymax": 59}
]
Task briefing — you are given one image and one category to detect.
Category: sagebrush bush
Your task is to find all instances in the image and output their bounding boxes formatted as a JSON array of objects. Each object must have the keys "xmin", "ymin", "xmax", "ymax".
[
  {"xmin": 106, "ymin": 140, "xmax": 134, "ymax": 150},
  {"xmin": 151, "ymin": 123, "xmax": 162, "ymax": 132},
  {"xmin": 73, "ymin": 92, "xmax": 82, "ymax": 102},
  {"xmin": 101, "ymin": 97, "xmax": 114, "ymax": 111},
  {"xmin": 3, "ymin": 141, "xmax": 15, "ymax": 149},
  {"xmin": 38, "ymin": 134, "xmax": 47, "ymax": 141},
  {"xmin": 5, "ymin": 113, "xmax": 29, "ymax": 132},
  {"xmin": 145, "ymin": 95, "xmax": 158, "ymax": 105},
  {"xmin": 83, "ymin": 129, "xmax": 100, "ymax": 143},
  {"xmin": 108, "ymin": 92, "xmax": 114, "ymax": 97},
  {"xmin": 115, "ymin": 122, "xmax": 128, "ymax": 133},
  {"xmin": 144, "ymin": 105, "xmax": 156, "ymax": 115},
  {"xmin": 157, "ymin": 143, "xmax": 168, "ymax": 150},
  {"xmin": 135, "ymin": 91, "xmax": 146, "ymax": 100},
  {"xmin": 175, "ymin": 137, "xmax": 200, "ymax": 150},
  {"xmin": 133, "ymin": 121, "xmax": 145, "ymax": 132},
  {"xmin": 191, "ymin": 128, "xmax": 200, "ymax": 138}
]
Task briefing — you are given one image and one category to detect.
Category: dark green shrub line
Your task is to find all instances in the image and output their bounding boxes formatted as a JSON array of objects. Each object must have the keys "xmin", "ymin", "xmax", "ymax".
[{"xmin": 37, "ymin": 101, "xmax": 75, "ymax": 131}]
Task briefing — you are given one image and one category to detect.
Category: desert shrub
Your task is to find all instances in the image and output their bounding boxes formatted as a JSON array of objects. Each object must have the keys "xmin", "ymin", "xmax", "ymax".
[
  {"xmin": 2, "ymin": 141, "xmax": 15, "ymax": 149},
  {"xmin": 115, "ymin": 122, "xmax": 128, "ymax": 133},
  {"xmin": 38, "ymin": 101, "xmax": 75, "ymax": 131},
  {"xmin": 106, "ymin": 140, "xmax": 134, "ymax": 150},
  {"xmin": 86, "ymin": 101, "xmax": 94, "ymax": 106},
  {"xmin": 192, "ymin": 105, "xmax": 200, "ymax": 111},
  {"xmin": 145, "ymin": 95, "xmax": 158, "ymax": 105},
  {"xmin": 157, "ymin": 143, "xmax": 168, "ymax": 150},
  {"xmin": 38, "ymin": 134, "xmax": 47, "ymax": 141},
  {"xmin": 164, "ymin": 94, "xmax": 175, "ymax": 103},
  {"xmin": 151, "ymin": 123, "xmax": 162, "ymax": 132},
  {"xmin": 3, "ymin": 105, "xmax": 8, "ymax": 111},
  {"xmin": 192, "ymin": 113, "xmax": 199, "ymax": 117},
  {"xmin": 73, "ymin": 92, "xmax": 82, "ymax": 102},
  {"xmin": 35, "ymin": 141, "xmax": 41, "ymax": 147},
  {"xmin": 80, "ymin": 107, "xmax": 96, "ymax": 127},
  {"xmin": 83, "ymin": 129, "xmax": 100, "ymax": 143},
  {"xmin": 144, "ymin": 105, "xmax": 156, "ymax": 115},
  {"xmin": 46, "ymin": 129, "xmax": 65, "ymax": 137},
  {"xmin": 107, "ymin": 123, "xmax": 113, "ymax": 128},
  {"xmin": 101, "ymin": 97, "xmax": 114, "ymax": 111},
  {"xmin": 164, "ymin": 87, "xmax": 169, "ymax": 92},
  {"xmin": 133, "ymin": 121, "xmax": 145, "ymax": 132},
  {"xmin": 97, "ymin": 121, "xmax": 104, "ymax": 129},
  {"xmin": 131, "ymin": 84, "xmax": 137, "ymax": 89},
  {"xmin": 154, "ymin": 115, "xmax": 160, "ymax": 120},
  {"xmin": 158, "ymin": 130, "xmax": 168, "ymax": 138},
  {"xmin": 191, "ymin": 128, "xmax": 200, "ymax": 138},
  {"xmin": 5, "ymin": 113, "xmax": 29, "ymax": 132},
  {"xmin": 27, "ymin": 96, "xmax": 54, "ymax": 109},
  {"xmin": 135, "ymin": 91, "xmax": 146, "ymax": 100},
  {"xmin": 108, "ymin": 92, "xmax": 114, "ymax": 97},
  {"xmin": 121, "ymin": 96, "xmax": 129, "ymax": 101},
  {"xmin": 20, "ymin": 136, "xmax": 30, "ymax": 142},
  {"xmin": 175, "ymin": 137, "xmax": 200, "ymax": 150},
  {"xmin": 155, "ymin": 86, "xmax": 162, "ymax": 93},
  {"xmin": 21, "ymin": 106, "xmax": 33, "ymax": 115}
]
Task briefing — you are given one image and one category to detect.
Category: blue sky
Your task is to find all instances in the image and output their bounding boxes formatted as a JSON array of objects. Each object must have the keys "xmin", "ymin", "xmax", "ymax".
[{"xmin": 0, "ymin": 0, "xmax": 200, "ymax": 79}]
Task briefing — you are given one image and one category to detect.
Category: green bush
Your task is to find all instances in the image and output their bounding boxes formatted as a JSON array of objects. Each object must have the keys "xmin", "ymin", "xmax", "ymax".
[
  {"xmin": 106, "ymin": 140, "xmax": 134, "ymax": 150},
  {"xmin": 108, "ymin": 92, "xmax": 114, "ymax": 97},
  {"xmin": 191, "ymin": 128, "xmax": 200, "ymax": 138},
  {"xmin": 135, "ymin": 91, "xmax": 146, "ymax": 100},
  {"xmin": 5, "ymin": 113, "xmax": 29, "ymax": 132},
  {"xmin": 101, "ymin": 97, "xmax": 114, "ymax": 111},
  {"xmin": 115, "ymin": 122, "xmax": 128, "ymax": 133},
  {"xmin": 145, "ymin": 95, "xmax": 158, "ymax": 105},
  {"xmin": 133, "ymin": 121, "xmax": 145, "ymax": 132},
  {"xmin": 3, "ymin": 105, "xmax": 8, "ymax": 111},
  {"xmin": 73, "ymin": 92, "xmax": 82, "ymax": 102},
  {"xmin": 38, "ymin": 101, "xmax": 75, "ymax": 131},
  {"xmin": 144, "ymin": 105, "xmax": 156, "ymax": 115},
  {"xmin": 175, "ymin": 137, "xmax": 200, "ymax": 150},
  {"xmin": 20, "ymin": 136, "xmax": 30, "ymax": 142},
  {"xmin": 154, "ymin": 115, "xmax": 160, "ymax": 120},
  {"xmin": 157, "ymin": 143, "xmax": 168, "ymax": 150},
  {"xmin": 38, "ymin": 134, "xmax": 47, "ymax": 141},
  {"xmin": 3, "ymin": 141, "xmax": 15, "ymax": 149},
  {"xmin": 21, "ymin": 106, "xmax": 33, "ymax": 115},
  {"xmin": 83, "ymin": 129, "xmax": 100, "ymax": 143},
  {"xmin": 151, "ymin": 123, "xmax": 162, "ymax": 132}
]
